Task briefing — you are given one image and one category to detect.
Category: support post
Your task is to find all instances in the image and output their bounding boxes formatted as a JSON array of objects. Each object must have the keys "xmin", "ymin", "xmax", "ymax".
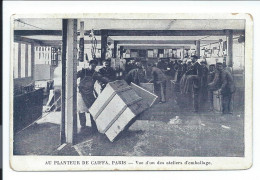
[
  {"xmin": 101, "ymin": 30, "xmax": 108, "ymax": 61},
  {"xmin": 196, "ymin": 40, "xmax": 200, "ymax": 58},
  {"xmin": 61, "ymin": 19, "xmax": 67, "ymax": 145},
  {"xmin": 25, "ymin": 44, "xmax": 28, "ymax": 77},
  {"xmin": 64, "ymin": 19, "xmax": 78, "ymax": 144},
  {"xmin": 78, "ymin": 21, "xmax": 84, "ymax": 62},
  {"xmin": 227, "ymin": 30, "xmax": 233, "ymax": 67},
  {"xmin": 18, "ymin": 43, "xmax": 21, "ymax": 78},
  {"xmin": 182, "ymin": 46, "xmax": 185, "ymax": 59},
  {"xmin": 113, "ymin": 41, "xmax": 118, "ymax": 58},
  {"xmin": 31, "ymin": 44, "xmax": 35, "ymax": 80},
  {"xmin": 120, "ymin": 46, "xmax": 123, "ymax": 58}
]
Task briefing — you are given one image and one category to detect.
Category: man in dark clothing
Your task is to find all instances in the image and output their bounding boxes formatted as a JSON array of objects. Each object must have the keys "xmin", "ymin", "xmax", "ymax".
[
  {"xmin": 216, "ymin": 63, "xmax": 236, "ymax": 114},
  {"xmin": 98, "ymin": 59, "xmax": 116, "ymax": 91},
  {"xmin": 185, "ymin": 59, "xmax": 208, "ymax": 112},
  {"xmin": 148, "ymin": 64, "xmax": 167, "ymax": 103},
  {"xmin": 208, "ymin": 62, "xmax": 236, "ymax": 114},
  {"xmin": 77, "ymin": 60, "xmax": 109, "ymax": 131},
  {"xmin": 125, "ymin": 61, "xmax": 146, "ymax": 85},
  {"xmin": 157, "ymin": 58, "xmax": 168, "ymax": 71},
  {"xmin": 207, "ymin": 64, "xmax": 216, "ymax": 111}
]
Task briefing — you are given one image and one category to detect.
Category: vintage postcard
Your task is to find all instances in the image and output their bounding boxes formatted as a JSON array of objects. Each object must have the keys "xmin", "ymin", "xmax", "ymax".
[{"xmin": 10, "ymin": 13, "xmax": 253, "ymax": 171}]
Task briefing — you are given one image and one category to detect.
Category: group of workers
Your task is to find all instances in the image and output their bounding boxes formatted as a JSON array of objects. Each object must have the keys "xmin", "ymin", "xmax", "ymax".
[{"xmin": 77, "ymin": 55, "xmax": 236, "ymax": 130}]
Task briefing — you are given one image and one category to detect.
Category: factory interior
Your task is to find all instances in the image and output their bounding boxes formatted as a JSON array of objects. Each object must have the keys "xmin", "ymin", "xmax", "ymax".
[{"xmin": 12, "ymin": 18, "xmax": 245, "ymax": 156}]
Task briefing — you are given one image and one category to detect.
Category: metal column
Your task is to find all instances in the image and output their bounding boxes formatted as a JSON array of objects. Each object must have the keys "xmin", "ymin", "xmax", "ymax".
[{"xmin": 227, "ymin": 30, "xmax": 233, "ymax": 67}]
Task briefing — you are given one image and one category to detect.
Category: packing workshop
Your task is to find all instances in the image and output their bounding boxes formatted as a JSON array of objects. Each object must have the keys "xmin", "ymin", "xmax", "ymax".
[{"xmin": 13, "ymin": 18, "xmax": 245, "ymax": 157}]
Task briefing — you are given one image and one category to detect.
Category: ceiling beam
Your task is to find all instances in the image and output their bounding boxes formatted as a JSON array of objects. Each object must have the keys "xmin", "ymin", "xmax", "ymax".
[
  {"xmin": 106, "ymin": 30, "xmax": 245, "ymax": 36},
  {"xmin": 117, "ymin": 40, "xmax": 196, "ymax": 45},
  {"xmin": 14, "ymin": 29, "xmax": 245, "ymax": 37},
  {"xmin": 14, "ymin": 36, "xmax": 44, "ymax": 45},
  {"xmin": 122, "ymin": 45, "xmax": 192, "ymax": 49}
]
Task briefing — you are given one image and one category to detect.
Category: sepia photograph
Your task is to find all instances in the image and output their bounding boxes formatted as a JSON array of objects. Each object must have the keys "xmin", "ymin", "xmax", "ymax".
[{"xmin": 9, "ymin": 13, "xmax": 252, "ymax": 171}]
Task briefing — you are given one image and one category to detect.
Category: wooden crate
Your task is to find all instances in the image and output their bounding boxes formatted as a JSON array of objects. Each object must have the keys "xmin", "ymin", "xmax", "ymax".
[
  {"xmin": 130, "ymin": 83, "xmax": 158, "ymax": 107},
  {"xmin": 140, "ymin": 83, "xmax": 154, "ymax": 93},
  {"xmin": 213, "ymin": 90, "xmax": 222, "ymax": 112},
  {"xmin": 89, "ymin": 80, "xmax": 149, "ymax": 142}
]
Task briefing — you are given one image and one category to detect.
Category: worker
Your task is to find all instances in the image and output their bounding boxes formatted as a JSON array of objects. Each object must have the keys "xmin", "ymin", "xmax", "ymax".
[
  {"xmin": 98, "ymin": 59, "xmax": 116, "ymax": 91},
  {"xmin": 198, "ymin": 60, "xmax": 209, "ymax": 106},
  {"xmin": 157, "ymin": 58, "xmax": 168, "ymax": 72},
  {"xmin": 125, "ymin": 61, "xmax": 146, "ymax": 85},
  {"xmin": 77, "ymin": 60, "xmax": 109, "ymax": 132},
  {"xmin": 148, "ymin": 63, "xmax": 167, "ymax": 103},
  {"xmin": 184, "ymin": 58, "xmax": 206, "ymax": 113},
  {"xmin": 176, "ymin": 59, "xmax": 184, "ymax": 83},
  {"xmin": 125, "ymin": 59, "xmax": 136, "ymax": 73},
  {"xmin": 209, "ymin": 61, "xmax": 236, "ymax": 114},
  {"xmin": 207, "ymin": 64, "xmax": 216, "ymax": 111}
]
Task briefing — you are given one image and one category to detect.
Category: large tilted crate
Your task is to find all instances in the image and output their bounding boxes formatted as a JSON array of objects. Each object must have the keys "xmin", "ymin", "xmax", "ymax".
[
  {"xmin": 131, "ymin": 83, "xmax": 158, "ymax": 107},
  {"xmin": 139, "ymin": 83, "xmax": 155, "ymax": 94},
  {"xmin": 89, "ymin": 80, "xmax": 150, "ymax": 142}
]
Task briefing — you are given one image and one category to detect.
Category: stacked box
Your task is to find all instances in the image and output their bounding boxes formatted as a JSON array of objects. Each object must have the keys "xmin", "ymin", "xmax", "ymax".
[{"xmin": 89, "ymin": 80, "xmax": 150, "ymax": 142}]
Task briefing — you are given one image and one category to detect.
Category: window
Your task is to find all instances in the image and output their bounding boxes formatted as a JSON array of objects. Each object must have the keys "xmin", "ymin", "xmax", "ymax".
[
  {"xmin": 28, "ymin": 45, "xmax": 31, "ymax": 76},
  {"xmin": 13, "ymin": 42, "xmax": 33, "ymax": 79},
  {"xmin": 13, "ymin": 43, "xmax": 19, "ymax": 78},
  {"xmin": 21, "ymin": 44, "xmax": 26, "ymax": 78}
]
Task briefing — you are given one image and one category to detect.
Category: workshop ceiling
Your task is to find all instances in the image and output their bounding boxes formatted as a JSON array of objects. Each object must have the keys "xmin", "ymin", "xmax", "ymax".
[
  {"xmin": 14, "ymin": 18, "xmax": 245, "ymax": 31},
  {"xmin": 14, "ymin": 18, "xmax": 244, "ymax": 45}
]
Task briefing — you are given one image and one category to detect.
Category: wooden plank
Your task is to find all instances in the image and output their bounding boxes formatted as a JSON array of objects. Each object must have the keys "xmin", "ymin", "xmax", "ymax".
[
  {"xmin": 60, "ymin": 19, "xmax": 68, "ymax": 144},
  {"xmin": 65, "ymin": 19, "xmax": 78, "ymax": 144}
]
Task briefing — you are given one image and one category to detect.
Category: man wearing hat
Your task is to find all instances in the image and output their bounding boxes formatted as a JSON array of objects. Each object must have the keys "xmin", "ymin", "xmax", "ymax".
[
  {"xmin": 216, "ymin": 61, "xmax": 236, "ymax": 114},
  {"xmin": 125, "ymin": 61, "xmax": 146, "ymax": 85},
  {"xmin": 98, "ymin": 59, "xmax": 116, "ymax": 91},
  {"xmin": 208, "ymin": 60, "xmax": 236, "ymax": 114},
  {"xmin": 207, "ymin": 63, "xmax": 216, "ymax": 111},
  {"xmin": 184, "ymin": 58, "xmax": 208, "ymax": 112},
  {"xmin": 77, "ymin": 59, "xmax": 109, "ymax": 131}
]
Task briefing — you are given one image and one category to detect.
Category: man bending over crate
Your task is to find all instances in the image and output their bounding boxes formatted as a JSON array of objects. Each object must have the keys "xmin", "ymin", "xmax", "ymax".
[{"xmin": 77, "ymin": 60, "xmax": 109, "ymax": 132}]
